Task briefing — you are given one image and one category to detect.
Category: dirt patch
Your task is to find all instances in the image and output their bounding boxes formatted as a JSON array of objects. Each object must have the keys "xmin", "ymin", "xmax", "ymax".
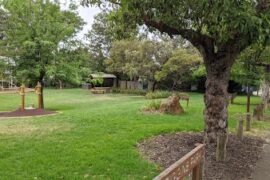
[
  {"xmin": 0, "ymin": 109, "xmax": 57, "ymax": 118},
  {"xmin": 0, "ymin": 122, "xmax": 73, "ymax": 136},
  {"xmin": 138, "ymin": 132, "xmax": 264, "ymax": 180}
]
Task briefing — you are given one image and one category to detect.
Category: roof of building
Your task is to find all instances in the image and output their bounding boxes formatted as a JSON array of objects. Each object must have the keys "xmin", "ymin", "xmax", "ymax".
[{"xmin": 90, "ymin": 73, "xmax": 116, "ymax": 79}]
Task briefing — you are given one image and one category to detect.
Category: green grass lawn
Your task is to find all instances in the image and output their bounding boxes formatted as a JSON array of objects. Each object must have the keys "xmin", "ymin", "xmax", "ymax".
[{"xmin": 0, "ymin": 89, "xmax": 269, "ymax": 179}]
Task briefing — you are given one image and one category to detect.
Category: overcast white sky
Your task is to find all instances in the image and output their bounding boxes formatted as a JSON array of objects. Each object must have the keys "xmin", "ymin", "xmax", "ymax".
[
  {"xmin": 77, "ymin": 5, "xmax": 101, "ymax": 40},
  {"xmin": 59, "ymin": 0, "xmax": 101, "ymax": 40}
]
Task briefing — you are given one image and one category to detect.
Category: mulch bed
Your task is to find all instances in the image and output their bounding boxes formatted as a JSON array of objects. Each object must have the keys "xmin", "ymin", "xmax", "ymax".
[
  {"xmin": 138, "ymin": 132, "xmax": 264, "ymax": 180},
  {"xmin": 0, "ymin": 109, "xmax": 57, "ymax": 118}
]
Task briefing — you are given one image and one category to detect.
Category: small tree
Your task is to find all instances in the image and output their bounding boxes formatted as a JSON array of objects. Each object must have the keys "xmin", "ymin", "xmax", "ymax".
[{"xmin": 90, "ymin": 73, "xmax": 104, "ymax": 88}]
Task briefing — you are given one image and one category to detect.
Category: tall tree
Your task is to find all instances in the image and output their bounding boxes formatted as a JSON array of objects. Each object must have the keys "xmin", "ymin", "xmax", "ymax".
[
  {"xmin": 155, "ymin": 48, "xmax": 203, "ymax": 90},
  {"xmin": 86, "ymin": 11, "xmax": 137, "ymax": 72},
  {"xmin": 2, "ymin": 0, "xmax": 84, "ymax": 108},
  {"xmin": 231, "ymin": 46, "xmax": 263, "ymax": 127},
  {"xmin": 47, "ymin": 44, "xmax": 91, "ymax": 89},
  {"xmin": 83, "ymin": 0, "xmax": 270, "ymax": 161},
  {"xmin": 106, "ymin": 39, "xmax": 173, "ymax": 88},
  {"xmin": 255, "ymin": 46, "xmax": 270, "ymax": 109}
]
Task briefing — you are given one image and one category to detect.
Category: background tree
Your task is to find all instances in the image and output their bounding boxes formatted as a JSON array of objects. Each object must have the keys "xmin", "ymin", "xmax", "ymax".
[
  {"xmin": 83, "ymin": 0, "xmax": 270, "ymax": 161},
  {"xmin": 47, "ymin": 45, "xmax": 90, "ymax": 89},
  {"xmin": 2, "ymin": 0, "xmax": 84, "ymax": 108},
  {"xmin": 86, "ymin": 11, "xmax": 138, "ymax": 72},
  {"xmin": 106, "ymin": 39, "xmax": 173, "ymax": 90},
  {"xmin": 255, "ymin": 46, "xmax": 270, "ymax": 109},
  {"xmin": 155, "ymin": 48, "xmax": 203, "ymax": 90},
  {"xmin": 231, "ymin": 46, "xmax": 263, "ymax": 127}
]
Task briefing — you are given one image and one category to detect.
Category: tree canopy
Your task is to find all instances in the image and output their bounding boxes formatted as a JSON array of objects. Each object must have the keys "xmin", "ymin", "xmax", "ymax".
[
  {"xmin": 83, "ymin": 0, "xmax": 270, "ymax": 161},
  {"xmin": 1, "ymin": 0, "xmax": 84, "ymax": 107}
]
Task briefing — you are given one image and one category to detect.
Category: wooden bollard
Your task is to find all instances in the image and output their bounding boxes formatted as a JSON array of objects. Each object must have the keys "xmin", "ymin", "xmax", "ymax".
[
  {"xmin": 35, "ymin": 82, "xmax": 42, "ymax": 109},
  {"xmin": 237, "ymin": 118, "xmax": 244, "ymax": 140},
  {"xmin": 246, "ymin": 113, "xmax": 251, "ymax": 131},
  {"xmin": 19, "ymin": 84, "xmax": 26, "ymax": 111}
]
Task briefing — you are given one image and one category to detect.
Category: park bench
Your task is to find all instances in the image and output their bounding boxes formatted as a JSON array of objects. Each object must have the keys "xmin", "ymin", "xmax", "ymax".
[
  {"xmin": 154, "ymin": 143, "xmax": 205, "ymax": 180},
  {"xmin": 91, "ymin": 87, "xmax": 112, "ymax": 94},
  {"xmin": 90, "ymin": 89, "xmax": 106, "ymax": 94}
]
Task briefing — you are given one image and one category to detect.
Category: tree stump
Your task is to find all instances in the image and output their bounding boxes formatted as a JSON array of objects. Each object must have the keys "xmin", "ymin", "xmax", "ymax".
[
  {"xmin": 237, "ymin": 119, "xmax": 244, "ymax": 140},
  {"xmin": 160, "ymin": 95, "xmax": 184, "ymax": 115},
  {"xmin": 253, "ymin": 104, "xmax": 264, "ymax": 121}
]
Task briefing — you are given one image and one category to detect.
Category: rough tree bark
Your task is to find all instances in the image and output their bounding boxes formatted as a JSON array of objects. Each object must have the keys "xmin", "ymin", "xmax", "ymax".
[
  {"xmin": 59, "ymin": 80, "xmax": 63, "ymax": 90},
  {"xmin": 261, "ymin": 78, "xmax": 270, "ymax": 110},
  {"xmin": 203, "ymin": 53, "xmax": 235, "ymax": 161}
]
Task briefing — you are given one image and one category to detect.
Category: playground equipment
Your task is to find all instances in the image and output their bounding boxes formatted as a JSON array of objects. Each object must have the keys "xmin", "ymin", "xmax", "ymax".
[
  {"xmin": 35, "ymin": 82, "xmax": 42, "ymax": 109},
  {"xmin": 19, "ymin": 82, "xmax": 42, "ymax": 111}
]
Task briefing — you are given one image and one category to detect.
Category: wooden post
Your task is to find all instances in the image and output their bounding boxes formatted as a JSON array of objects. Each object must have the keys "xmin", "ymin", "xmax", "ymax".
[
  {"xmin": 246, "ymin": 113, "xmax": 251, "ymax": 131},
  {"xmin": 192, "ymin": 157, "xmax": 204, "ymax": 180},
  {"xmin": 35, "ymin": 82, "xmax": 42, "ymax": 109},
  {"xmin": 154, "ymin": 144, "xmax": 205, "ymax": 180},
  {"xmin": 246, "ymin": 85, "xmax": 251, "ymax": 131},
  {"xmin": 237, "ymin": 117, "xmax": 244, "ymax": 140},
  {"xmin": 19, "ymin": 84, "xmax": 26, "ymax": 111},
  {"xmin": 216, "ymin": 134, "xmax": 228, "ymax": 161}
]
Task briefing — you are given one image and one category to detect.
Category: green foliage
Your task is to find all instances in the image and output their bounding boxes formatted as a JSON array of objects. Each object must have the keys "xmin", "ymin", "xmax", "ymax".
[
  {"xmin": 111, "ymin": 88, "xmax": 147, "ymax": 95},
  {"xmin": 47, "ymin": 43, "xmax": 91, "ymax": 88},
  {"xmin": 143, "ymin": 100, "xmax": 161, "ymax": 111},
  {"xmin": 86, "ymin": 11, "xmax": 137, "ymax": 72},
  {"xmin": 84, "ymin": 1, "xmax": 270, "ymax": 47},
  {"xmin": 231, "ymin": 46, "xmax": 263, "ymax": 87},
  {"xmin": 145, "ymin": 90, "xmax": 172, "ymax": 99},
  {"xmin": 1, "ymin": 0, "xmax": 84, "ymax": 85},
  {"xmin": 90, "ymin": 73, "xmax": 104, "ymax": 87},
  {"xmin": 155, "ymin": 48, "xmax": 202, "ymax": 86},
  {"xmin": 106, "ymin": 39, "xmax": 173, "ymax": 81}
]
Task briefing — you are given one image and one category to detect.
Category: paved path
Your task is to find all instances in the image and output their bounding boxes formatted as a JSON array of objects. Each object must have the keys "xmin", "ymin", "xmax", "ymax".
[{"xmin": 251, "ymin": 134, "xmax": 270, "ymax": 180}]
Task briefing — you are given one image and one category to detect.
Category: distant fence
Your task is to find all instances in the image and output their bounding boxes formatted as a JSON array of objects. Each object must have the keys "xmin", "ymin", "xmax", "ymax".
[
  {"xmin": 154, "ymin": 144, "xmax": 205, "ymax": 180},
  {"xmin": 119, "ymin": 80, "xmax": 143, "ymax": 90}
]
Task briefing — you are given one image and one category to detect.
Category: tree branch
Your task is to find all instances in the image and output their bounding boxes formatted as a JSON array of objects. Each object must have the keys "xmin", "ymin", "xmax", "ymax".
[
  {"xmin": 256, "ymin": 0, "xmax": 269, "ymax": 13},
  {"xmin": 143, "ymin": 16, "xmax": 215, "ymax": 58}
]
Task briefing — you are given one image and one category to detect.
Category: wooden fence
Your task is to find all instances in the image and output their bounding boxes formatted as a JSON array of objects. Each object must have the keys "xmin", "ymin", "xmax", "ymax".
[{"xmin": 154, "ymin": 144, "xmax": 205, "ymax": 180}]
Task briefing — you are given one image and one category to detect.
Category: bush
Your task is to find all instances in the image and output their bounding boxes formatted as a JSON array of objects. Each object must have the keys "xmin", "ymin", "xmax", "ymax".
[
  {"xmin": 145, "ymin": 90, "xmax": 172, "ymax": 99},
  {"xmin": 142, "ymin": 100, "xmax": 161, "ymax": 111},
  {"xmin": 111, "ymin": 88, "xmax": 147, "ymax": 96}
]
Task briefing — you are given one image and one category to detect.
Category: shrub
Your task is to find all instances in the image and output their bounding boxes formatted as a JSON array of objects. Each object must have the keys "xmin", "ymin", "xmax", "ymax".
[
  {"xmin": 142, "ymin": 100, "xmax": 161, "ymax": 111},
  {"xmin": 145, "ymin": 90, "xmax": 172, "ymax": 99}
]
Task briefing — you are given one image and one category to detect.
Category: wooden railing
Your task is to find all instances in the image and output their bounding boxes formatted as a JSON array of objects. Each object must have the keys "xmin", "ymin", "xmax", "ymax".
[{"xmin": 154, "ymin": 144, "xmax": 205, "ymax": 180}]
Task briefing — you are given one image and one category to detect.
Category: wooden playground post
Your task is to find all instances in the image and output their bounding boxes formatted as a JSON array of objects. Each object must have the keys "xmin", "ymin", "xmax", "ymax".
[
  {"xmin": 35, "ymin": 82, "xmax": 42, "ymax": 109},
  {"xmin": 237, "ymin": 117, "xmax": 244, "ymax": 140},
  {"xmin": 19, "ymin": 84, "xmax": 26, "ymax": 111}
]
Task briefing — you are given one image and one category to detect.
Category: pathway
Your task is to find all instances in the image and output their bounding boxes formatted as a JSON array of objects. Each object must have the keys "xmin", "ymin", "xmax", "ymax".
[{"xmin": 251, "ymin": 134, "xmax": 270, "ymax": 180}]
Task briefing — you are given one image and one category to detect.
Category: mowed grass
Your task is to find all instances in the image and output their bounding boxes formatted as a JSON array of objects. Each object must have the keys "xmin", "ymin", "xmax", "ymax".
[{"xmin": 0, "ymin": 89, "xmax": 269, "ymax": 179}]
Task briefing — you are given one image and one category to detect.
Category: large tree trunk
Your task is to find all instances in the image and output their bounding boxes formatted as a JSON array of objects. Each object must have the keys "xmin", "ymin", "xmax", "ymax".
[
  {"xmin": 59, "ymin": 80, "xmax": 63, "ymax": 90},
  {"xmin": 204, "ymin": 55, "xmax": 234, "ymax": 161},
  {"xmin": 261, "ymin": 78, "xmax": 270, "ymax": 110},
  {"xmin": 152, "ymin": 81, "xmax": 157, "ymax": 92}
]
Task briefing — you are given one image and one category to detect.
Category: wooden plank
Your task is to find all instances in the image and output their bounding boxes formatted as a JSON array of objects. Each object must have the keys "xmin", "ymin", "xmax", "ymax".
[{"xmin": 154, "ymin": 144, "xmax": 205, "ymax": 180}]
